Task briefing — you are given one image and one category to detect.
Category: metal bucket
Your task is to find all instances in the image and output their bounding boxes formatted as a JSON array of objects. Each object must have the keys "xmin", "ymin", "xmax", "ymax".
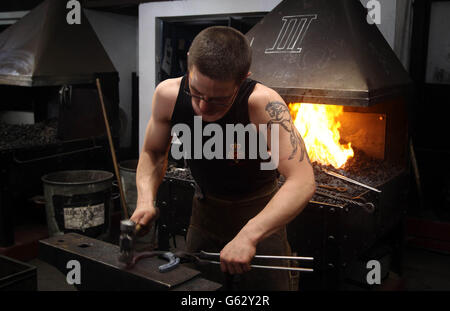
[
  {"xmin": 119, "ymin": 160, "xmax": 158, "ymax": 250},
  {"xmin": 42, "ymin": 170, "xmax": 114, "ymax": 239}
]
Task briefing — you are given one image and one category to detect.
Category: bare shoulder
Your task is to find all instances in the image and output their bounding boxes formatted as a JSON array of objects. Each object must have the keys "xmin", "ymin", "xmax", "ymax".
[
  {"xmin": 248, "ymin": 83, "xmax": 287, "ymax": 124},
  {"xmin": 152, "ymin": 77, "xmax": 182, "ymax": 121},
  {"xmin": 154, "ymin": 77, "xmax": 182, "ymax": 105}
]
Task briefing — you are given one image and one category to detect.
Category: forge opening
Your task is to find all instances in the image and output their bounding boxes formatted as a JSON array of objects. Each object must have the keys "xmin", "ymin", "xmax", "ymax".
[{"xmin": 288, "ymin": 102, "xmax": 386, "ymax": 170}]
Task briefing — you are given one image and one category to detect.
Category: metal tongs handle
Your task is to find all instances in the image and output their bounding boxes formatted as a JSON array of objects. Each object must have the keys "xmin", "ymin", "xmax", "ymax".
[
  {"xmin": 199, "ymin": 251, "xmax": 314, "ymax": 272},
  {"xmin": 200, "ymin": 251, "xmax": 313, "ymax": 261}
]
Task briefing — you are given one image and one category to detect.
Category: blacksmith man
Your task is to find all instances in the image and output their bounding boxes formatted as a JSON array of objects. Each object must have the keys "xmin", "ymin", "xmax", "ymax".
[{"xmin": 131, "ymin": 26, "xmax": 315, "ymax": 290}]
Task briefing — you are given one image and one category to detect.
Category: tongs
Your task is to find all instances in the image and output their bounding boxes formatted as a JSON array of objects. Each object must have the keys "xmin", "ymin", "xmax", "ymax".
[{"xmin": 185, "ymin": 250, "xmax": 314, "ymax": 273}]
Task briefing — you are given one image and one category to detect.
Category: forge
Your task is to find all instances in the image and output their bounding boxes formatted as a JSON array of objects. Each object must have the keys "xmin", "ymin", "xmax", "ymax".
[{"xmin": 157, "ymin": 0, "xmax": 413, "ymax": 290}]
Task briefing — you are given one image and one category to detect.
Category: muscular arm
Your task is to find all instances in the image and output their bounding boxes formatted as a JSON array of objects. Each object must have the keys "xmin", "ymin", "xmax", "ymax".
[
  {"xmin": 130, "ymin": 78, "xmax": 179, "ymax": 227},
  {"xmin": 244, "ymin": 96, "xmax": 315, "ymax": 242},
  {"xmin": 220, "ymin": 85, "xmax": 316, "ymax": 274}
]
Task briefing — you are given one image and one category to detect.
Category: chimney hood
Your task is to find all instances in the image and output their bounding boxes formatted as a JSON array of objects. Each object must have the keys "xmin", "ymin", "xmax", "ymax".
[
  {"xmin": 0, "ymin": 0, "xmax": 116, "ymax": 87},
  {"xmin": 246, "ymin": 0, "xmax": 412, "ymax": 106}
]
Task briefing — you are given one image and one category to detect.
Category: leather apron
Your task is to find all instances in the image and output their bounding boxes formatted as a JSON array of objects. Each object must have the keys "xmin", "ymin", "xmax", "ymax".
[{"xmin": 185, "ymin": 179, "xmax": 296, "ymax": 291}]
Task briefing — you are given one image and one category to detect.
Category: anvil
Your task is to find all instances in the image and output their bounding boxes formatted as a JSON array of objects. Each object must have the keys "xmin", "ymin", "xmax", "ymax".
[{"xmin": 38, "ymin": 233, "xmax": 222, "ymax": 291}]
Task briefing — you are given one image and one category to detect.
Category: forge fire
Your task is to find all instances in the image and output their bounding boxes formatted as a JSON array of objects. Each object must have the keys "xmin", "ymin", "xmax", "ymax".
[{"xmin": 288, "ymin": 103, "xmax": 354, "ymax": 169}]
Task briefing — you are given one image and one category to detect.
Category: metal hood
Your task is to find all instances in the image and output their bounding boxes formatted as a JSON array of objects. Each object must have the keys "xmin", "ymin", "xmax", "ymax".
[
  {"xmin": 0, "ymin": 0, "xmax": 116, "ymax": 86},
  {"xmin": 246, "ymin": 0, "xmax": 413, "ymax": 106}
]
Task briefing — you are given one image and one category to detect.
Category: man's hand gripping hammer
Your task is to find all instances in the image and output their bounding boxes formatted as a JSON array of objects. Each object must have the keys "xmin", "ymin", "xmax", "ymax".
[{"xmin": 118, "ymin": 219, "xmax": 180, "ymax": 272}]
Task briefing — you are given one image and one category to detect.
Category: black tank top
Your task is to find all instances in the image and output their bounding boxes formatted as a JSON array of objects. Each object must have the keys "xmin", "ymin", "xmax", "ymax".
[{"xmin": 170, "ymin": 75, "xmax": 278, "ymax": 197}]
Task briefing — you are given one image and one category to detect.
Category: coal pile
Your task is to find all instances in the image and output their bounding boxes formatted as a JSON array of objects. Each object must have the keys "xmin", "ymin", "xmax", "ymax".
[
  {"xmin": 313, "ymin": 148, "xmax": 403, "ymax": 188},
  {"xmin": 0, "ymin": 119, "xmax": 60, "ymax": 151},
  {"xmin": 280, "ymin": 147, "xmax": 404, "ymax": 205}
]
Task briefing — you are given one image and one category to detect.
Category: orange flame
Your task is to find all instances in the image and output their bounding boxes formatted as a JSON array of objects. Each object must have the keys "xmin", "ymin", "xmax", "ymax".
[{"xmin": 289, "ymin": 103, "xmax": 354, "ymax": 168}]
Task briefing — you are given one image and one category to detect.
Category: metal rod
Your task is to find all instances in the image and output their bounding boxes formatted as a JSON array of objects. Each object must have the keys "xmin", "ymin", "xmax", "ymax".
[
  {"xmin": 249, "ymin": 264, "xmax": 313, "ymax": 272},
  {"xmin": 207, "ymin": 261, "xmax": 314, "ymax": 272},
  {"xmin": 200, "ymin": 251, "xmax": 314, "ymax": 261},
  {"xmin": 252, "ymin": 254, "xmax": 314, "ymax": 261},
  {"xmin": 96, "ymin": 78, "xmax": 129, "ymax": 219},
  {"xmin": 322, "ymin": 168, "xmax": 381, "ymax": 193}
]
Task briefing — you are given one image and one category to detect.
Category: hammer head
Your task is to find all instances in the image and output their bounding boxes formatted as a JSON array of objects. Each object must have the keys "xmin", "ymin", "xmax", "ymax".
[{"xmin": 118, "ymin": 219, "xmax": 137, "ymax": 265}]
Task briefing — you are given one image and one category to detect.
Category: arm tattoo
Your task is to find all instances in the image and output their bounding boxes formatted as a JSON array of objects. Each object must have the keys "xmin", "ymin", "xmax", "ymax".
[{"xmin": 265, "ymin": 101, "xmax": 310, "ymax": 163}]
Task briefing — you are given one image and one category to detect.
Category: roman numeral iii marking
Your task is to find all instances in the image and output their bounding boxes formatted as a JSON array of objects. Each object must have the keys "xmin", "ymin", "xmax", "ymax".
[{"xmin": 265, "ymin": 14, "xmax": 317, "ymax": 54}]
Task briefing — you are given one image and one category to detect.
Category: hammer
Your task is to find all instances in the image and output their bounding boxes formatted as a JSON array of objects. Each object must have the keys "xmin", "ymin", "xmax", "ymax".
[
  {"xmin": 118, "ymin": 219, "xmax": 151, "ymax": 264},
  {"xmin": 119, "ymin": 219, "xmax": 179, "ymax": 271},
  {"xmin": 118, "ymin": 219, "xmax": 137, "ymax": 265}
]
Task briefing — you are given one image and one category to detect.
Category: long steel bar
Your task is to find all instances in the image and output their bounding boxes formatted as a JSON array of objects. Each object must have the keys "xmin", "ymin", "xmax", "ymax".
[
  {"xmin": 322, "ymin": 168, "xmax": 382, "ymax": 193},
  {"xmin": 207, "ymin": 261, "xmax": 314, "ymax": 272}
]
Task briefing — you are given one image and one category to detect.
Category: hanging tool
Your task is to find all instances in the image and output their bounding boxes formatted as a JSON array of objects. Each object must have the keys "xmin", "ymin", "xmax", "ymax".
[
  {"xmin": 96, "ymin": 78, "xmax": 129, "ymax": 219},
  {"xmin": 315, "ymin": 189, "xmax": 375, "ymax": 213},
  {"xmin": 322, "ymin": 168, "xmax": 381, "ymax": 193}
]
